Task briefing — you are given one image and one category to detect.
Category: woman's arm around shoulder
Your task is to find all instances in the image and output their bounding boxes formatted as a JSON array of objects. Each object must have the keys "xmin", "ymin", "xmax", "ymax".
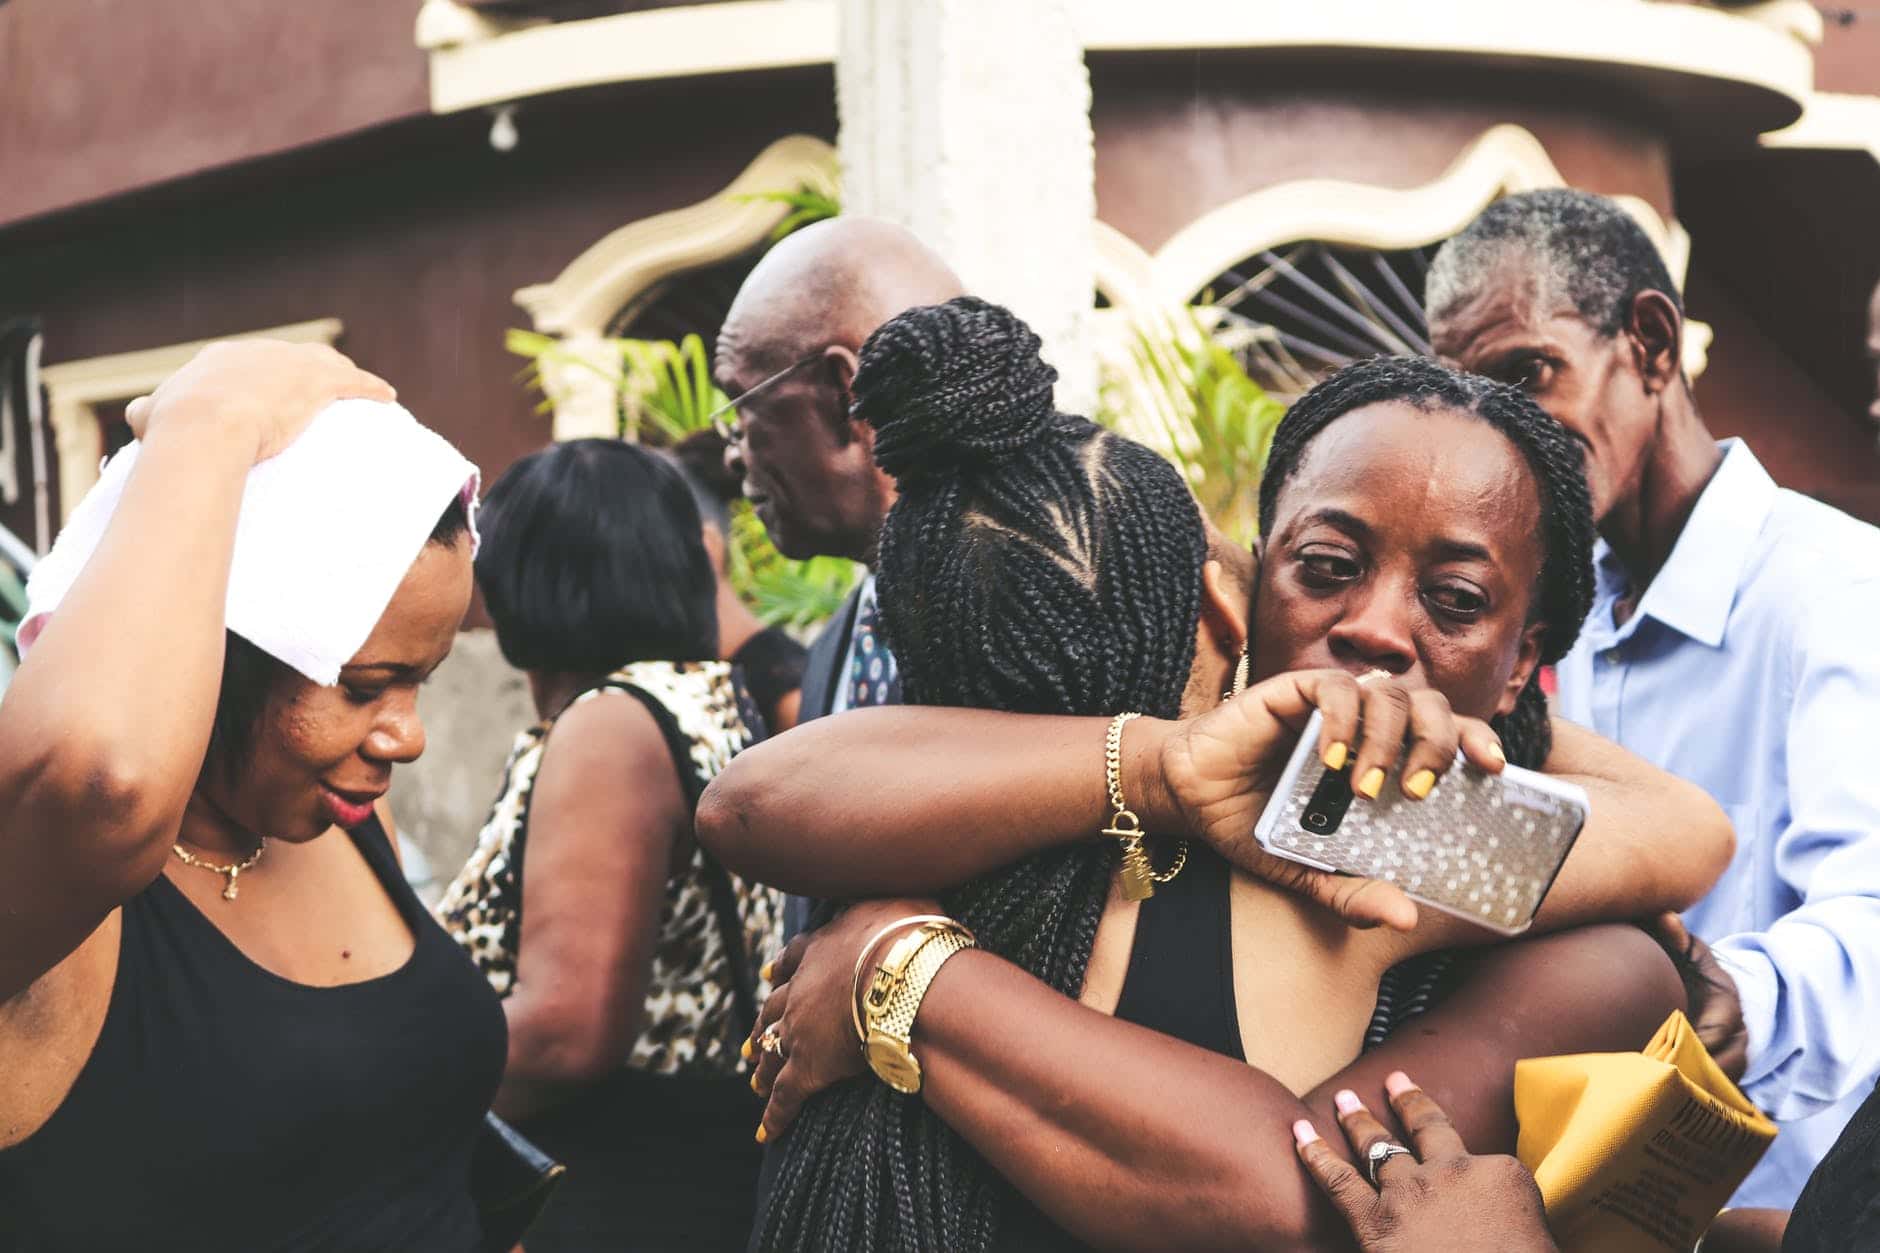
[
  {"xmin": 1534, "ymin": 718, "xmax": 1734, "ymax": 927},
  {"xmin": 754, "ymin": 902, "xmax": 1683, "ymax": 1252}
]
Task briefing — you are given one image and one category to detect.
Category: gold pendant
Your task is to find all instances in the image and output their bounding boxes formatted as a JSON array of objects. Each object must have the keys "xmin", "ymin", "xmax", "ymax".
[
  {"xmin": 1116, "ymin": 839, "xmax": 1156, "ymax": 901},
  {"xmin": 1104, "ymin": 807, "xmax": 1156, "ymax": 901},
  {"xmin": 223, "ymin": 866, "xmax": 242, "ymax": 902}
]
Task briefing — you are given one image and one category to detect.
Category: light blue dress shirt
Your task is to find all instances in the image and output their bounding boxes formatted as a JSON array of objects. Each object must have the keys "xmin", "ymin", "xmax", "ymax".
[{"xmin": 1556, "ymin": 440, "xmax": 1880, "ymax": 1208}]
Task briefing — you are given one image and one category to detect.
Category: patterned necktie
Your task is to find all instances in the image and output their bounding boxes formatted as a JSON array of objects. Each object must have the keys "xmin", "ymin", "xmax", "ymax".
[{"xmin": 848, "ymin": 587, "xmax": 902, "ymax": 707}]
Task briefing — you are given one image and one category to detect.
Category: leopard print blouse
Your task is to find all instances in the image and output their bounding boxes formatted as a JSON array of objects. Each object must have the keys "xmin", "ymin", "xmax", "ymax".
[{"xmin": 436, "ymin": 660, "xmax": 783, "ymax": 1077}]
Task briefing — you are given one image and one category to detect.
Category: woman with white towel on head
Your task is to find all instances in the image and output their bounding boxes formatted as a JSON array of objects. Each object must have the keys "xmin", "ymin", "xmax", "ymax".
[{"xmin": 0, "ymin": 342, "xmax": 511, "ymax": 1252}]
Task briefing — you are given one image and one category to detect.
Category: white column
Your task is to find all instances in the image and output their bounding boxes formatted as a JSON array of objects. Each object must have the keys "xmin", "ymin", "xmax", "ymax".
[
  {"xmin": 538, "ymin": 332, "xmax": 625, "ymax": 441},
  {"xmin": 837, "ymin": 0, "xmax": 1097, "ymax": 412}
]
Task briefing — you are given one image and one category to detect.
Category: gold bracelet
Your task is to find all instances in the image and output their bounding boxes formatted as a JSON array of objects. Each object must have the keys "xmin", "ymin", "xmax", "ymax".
[
  {"xmin": 1102, "ymin": 712, "xmax": 1187, "ymax": 901},
  {"xmin": 859, "ymin": 918, "xmax": 976, "ymax": 1093},
  {"xmin": 850, "ymin": 914, "xmax": 953, "ymax": 1048}
]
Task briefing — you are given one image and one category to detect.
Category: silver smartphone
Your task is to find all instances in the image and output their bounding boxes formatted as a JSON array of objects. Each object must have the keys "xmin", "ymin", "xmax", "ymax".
[{"xmin": 1252, "ymin": 710, "xmax": 1589, "ymax": 935}]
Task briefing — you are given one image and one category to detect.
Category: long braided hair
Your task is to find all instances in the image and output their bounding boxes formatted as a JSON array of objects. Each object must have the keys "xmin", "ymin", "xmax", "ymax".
[
  {"xmin": 1257, "ymin": 356, "xmax": 1597, "ymax": 768},
  {"xmin": 754, "ymin": 297, "xmax": 1209, "ymax": 1252}
]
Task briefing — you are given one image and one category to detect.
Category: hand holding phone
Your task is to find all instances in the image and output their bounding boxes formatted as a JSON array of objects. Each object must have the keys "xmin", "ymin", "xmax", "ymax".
[{"xmin": 1252, "ymin": 710, "xmax": 1587, "ymax": 934}]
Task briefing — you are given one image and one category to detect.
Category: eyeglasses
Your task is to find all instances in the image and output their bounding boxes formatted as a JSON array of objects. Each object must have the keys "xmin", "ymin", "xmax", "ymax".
[{"xmin": 706, "ymin": 350, "xmax": 824, "ymax": 442}]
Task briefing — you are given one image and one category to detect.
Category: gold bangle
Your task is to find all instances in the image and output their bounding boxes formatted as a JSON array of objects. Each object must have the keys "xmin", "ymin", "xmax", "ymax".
[
  {"xmin": 1102, "ymin": 712, "xmax": 1188, "ymax": 901},
  {"xmin": 850, "ymin": 913, "xmax": 953, "ymax": 1047},
  {"xmin": 860, "ymin": 918, "xmax": 977, "ymax": 1093}
]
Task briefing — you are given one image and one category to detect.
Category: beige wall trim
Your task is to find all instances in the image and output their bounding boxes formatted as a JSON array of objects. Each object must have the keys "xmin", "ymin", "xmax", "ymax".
[
  {"xmin": 1762, "ymin": 91, "xmax": 1880, "ymax": 163},
  {"xmin": 39, "ymin": 318, "xmax": 343, "ymax": 524},
  {"xmin": 415, "ymin": 0, "xmax": 545, "ymax": 52},
  {"xmin": 1145, "ymin": 126, "xmax": 1688, "ymax": 304},
  {"xmin": 428, "ymin": 0, "xmax": 838, "ymax": 114},
  {"xmin": 1077, "ymin": 0, "xmax": 1808, "ymax": 133},
  {"xmin": 515, "ymin": 134, "xmax": 837, "ymax": 336},
  {"xmin": 514, "ymin": 135, "xmax": 837, "ymax": 440},
  {"xmin": 422, "ymin": 0, "xmax": 1805, "ymax": 136},
  {"xmin": 1095, "ymin": 125, "xmax": 1709, "ymax": 379}
]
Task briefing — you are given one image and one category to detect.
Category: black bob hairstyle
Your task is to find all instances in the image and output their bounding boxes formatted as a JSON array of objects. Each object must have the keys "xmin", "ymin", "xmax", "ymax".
[
  {"xmin": 474, "ymin": 437, "xmax": 718, "ymax": 675},
  {"xmin": 206, "ymin": 492, "xmax": 472, "ymax": 780}
]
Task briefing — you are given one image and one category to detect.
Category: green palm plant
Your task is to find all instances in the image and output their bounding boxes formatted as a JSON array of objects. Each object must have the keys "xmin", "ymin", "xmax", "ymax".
[
  {"xmin": 735, "ymin": 186, "xmax": 842, "ymax": 243},
  {"xmin": 504, "ymin": 328, "xmax": 858, "ymax": 629},
  {"xmin": 1096, "ymin": 307, "xmax": 1287, "ymax": 546}
]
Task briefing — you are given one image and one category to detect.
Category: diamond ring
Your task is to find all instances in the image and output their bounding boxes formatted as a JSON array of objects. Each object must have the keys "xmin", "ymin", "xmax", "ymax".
[{"xmin": 1365, "ymin": 1140, "xmax": 1415, "ymax": 1186}]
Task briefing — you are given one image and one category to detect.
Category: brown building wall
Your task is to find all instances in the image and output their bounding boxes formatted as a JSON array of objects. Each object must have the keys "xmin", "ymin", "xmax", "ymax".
[
  {"xmin": 0, "ymin": 72, "xmax": 838, "ymax": 574},
  {"xmin": 0, "ymin": 0, "xmax": 431, "ymax": 229},
  {"xmin": 1088, "ymin": 57, "xmax": 1675, "ymax": 256},
  {"xmin": 1813, "ymin": 7, "xmax": 1880, "ymax": 97},
  {"xmin": 1688, "ymin": 263, "xmax": 1880, "ymax": 521}
]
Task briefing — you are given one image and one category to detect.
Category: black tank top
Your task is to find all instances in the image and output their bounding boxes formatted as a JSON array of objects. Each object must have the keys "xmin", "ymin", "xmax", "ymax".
[
  {"xmin": 991, "ymin": 844, "xmax": 1244, "ymax": 1252},
  {"xmin": 0, "ymin": 817, "xmax": 507, "ymax": 1253},
  {"xmin": 1113, "ymin": 843, "xmax": 1245, "ymax": 1061}
]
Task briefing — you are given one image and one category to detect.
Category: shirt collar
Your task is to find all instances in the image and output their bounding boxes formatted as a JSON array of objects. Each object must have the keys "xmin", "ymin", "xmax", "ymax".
[{"xmin": 1601, "ymin": 439, "xmax": 1775, "ymax": 648}]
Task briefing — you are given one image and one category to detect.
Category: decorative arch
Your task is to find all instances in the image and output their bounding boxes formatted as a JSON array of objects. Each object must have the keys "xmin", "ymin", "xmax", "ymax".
[
  {"xmin": 513, "ymin": 134, "xmax": 838, "ymax": 438},
  {"xmin": 1093, "ymin": 125, "xmax": 1709, "ymax": 379},
  {"xmin": 514, "ymin": 133, "xmax": 838, "ymax": 337}
]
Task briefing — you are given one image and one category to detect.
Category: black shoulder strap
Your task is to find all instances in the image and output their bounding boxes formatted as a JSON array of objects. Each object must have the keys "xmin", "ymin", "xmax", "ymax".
[{"xmin": 701, "ymin": 852, "xmax": 760, "ymax": 1040}]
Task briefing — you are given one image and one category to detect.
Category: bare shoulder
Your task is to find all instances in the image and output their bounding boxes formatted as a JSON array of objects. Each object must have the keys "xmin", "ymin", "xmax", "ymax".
[
  {"xmin": 532, "ymin": 687, "xmax": 689, "ymax": 842},
  {"xmin": 0, "ymin": 912, "xmax": 121, "ymax": 1149},
  {"xmin": 542, "ymin": 687, "xmax": 672, "ymax": 774}
]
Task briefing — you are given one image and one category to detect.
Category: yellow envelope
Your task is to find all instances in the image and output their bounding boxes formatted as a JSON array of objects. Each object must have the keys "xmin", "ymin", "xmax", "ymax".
[{"xmin": 1515, "ymin": 1011, "xmax": 1776, "ymax": 1253}]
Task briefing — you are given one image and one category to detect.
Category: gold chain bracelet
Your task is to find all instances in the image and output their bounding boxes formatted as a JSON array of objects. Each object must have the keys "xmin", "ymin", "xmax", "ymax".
[{"xmin": 1102, "ymin": 712, "xmax": 1187, "ymax": 900}]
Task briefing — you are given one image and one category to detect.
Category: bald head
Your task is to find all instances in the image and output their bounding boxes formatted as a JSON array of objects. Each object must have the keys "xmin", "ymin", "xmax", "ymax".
[
  {"xmin": 714, "ymin": 218, "xmax": 965, "ymax": 565},
  {"xmin": 718, "ymin": 217, "xmax": 965, "ymax": 374}
]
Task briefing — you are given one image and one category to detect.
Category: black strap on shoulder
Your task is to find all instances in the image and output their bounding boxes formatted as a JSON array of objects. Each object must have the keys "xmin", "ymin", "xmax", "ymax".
[{"xmin": 701, "ymin": 852, "xmax": 760, "ymax": 1040}]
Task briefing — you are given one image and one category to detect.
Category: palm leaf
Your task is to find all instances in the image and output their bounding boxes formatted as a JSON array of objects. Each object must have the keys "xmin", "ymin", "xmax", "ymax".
[{"xmin": 1097, "ymin": 307, "xmax": 1287, "ymax": 545}]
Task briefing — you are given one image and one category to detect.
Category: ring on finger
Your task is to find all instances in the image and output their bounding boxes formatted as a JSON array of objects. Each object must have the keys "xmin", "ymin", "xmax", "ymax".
[
  {"xmin": 1365, "ymin": 1140, "xmax": 1415, "ymax": 1186},
  {"xmin": 1356, "ymin": 669, "xmax": 1394, "ymax": 687},
  {"xmin": 759, "ymin": 1025, "xmax": 786, "ymax": 1058}
]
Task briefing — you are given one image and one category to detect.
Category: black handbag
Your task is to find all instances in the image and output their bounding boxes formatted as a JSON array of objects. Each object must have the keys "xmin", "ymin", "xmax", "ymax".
[{"xmin": 471, "ymin": 1111, "xmax": 566, "ymax": 1253}]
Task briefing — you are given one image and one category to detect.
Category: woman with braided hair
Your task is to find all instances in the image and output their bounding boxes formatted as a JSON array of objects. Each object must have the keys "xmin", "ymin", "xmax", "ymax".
[{"xmin": 702, "ymin": 300, "xmax": 1734, "ymax": 1251}]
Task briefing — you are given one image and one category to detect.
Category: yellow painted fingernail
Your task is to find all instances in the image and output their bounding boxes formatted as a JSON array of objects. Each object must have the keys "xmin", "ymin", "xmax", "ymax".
[
  {"xmin": 1357, "ymin": 768, "xmax": 1385, "ymax": 799},
  {"xmin": 1404, "ymin": 769, "xmax": 1436, "ymax": 800},
  {"xmin": 755, "ymin": 1125, "xmax": 768, "ymax": 1144},
  {"xmin": 1488, "ymin": 741, "xmax": 1506, "ymax": 766},
  {"xmin": 741, "ymin": 1038, "xmax": 754, "ymax": 1062},
  {"xmin": 760, "ymin": 960, "xmax": 776, "ymax": 981},
  {"xmin": 751, "ymin": 1073, "xmax": 762, "ymax": 1093},
  {"xmin": 1323, "ymin": 741, "xmax": 1349, "ymax": 771}
]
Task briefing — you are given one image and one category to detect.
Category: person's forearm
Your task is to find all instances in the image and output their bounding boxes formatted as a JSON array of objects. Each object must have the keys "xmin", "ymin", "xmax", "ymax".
[
  {"xmin": 1, "ymin": 416, "xmax": 249, "ymax": 822},
  {"xmin": 697, "ymin": 708, "xmax": 1180, "ymax": 895},
  {"xmin": 908, "ymin": 927, "xmax": 1684, "ymax": 1252},
  {"xmin": 1699, "ymin": 1208, "xmax": 1788, "ymax": 1253},
  {"xmin": 913, "ymin": 951, "xmax": 1345, "ymax": 1252},
  {"xmin": 1716, "ymin": 893, "xmax": 1880, "ymax": 1120},
  {"xmin": 1536, "ymin": 719, "xmax": 1733, "ymax": 928}
]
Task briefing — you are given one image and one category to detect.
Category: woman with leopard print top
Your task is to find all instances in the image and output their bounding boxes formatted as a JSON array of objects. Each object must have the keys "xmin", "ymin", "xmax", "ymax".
[{"xmin": 437, "ymin": 440, "xmax": 783, "ymax": 1252}]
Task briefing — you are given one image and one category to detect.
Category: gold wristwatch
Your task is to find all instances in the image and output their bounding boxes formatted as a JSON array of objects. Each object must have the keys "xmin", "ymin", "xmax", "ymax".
[{"xmin": 860, "ymin": 920, "xmax": 976, "ymax": 1094}]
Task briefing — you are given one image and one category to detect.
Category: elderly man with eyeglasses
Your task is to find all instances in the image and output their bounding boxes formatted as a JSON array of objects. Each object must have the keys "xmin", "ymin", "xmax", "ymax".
[
  {"xmin": 713, "ymin": 216, "xmax": 964, "ymax": 893},
  {"xmin": 715, "ymin": 215, "xmax": 965, "ymax": 1253}
]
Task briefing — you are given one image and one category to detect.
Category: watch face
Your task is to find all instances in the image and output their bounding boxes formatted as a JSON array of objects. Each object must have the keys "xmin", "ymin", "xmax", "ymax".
[{"xmin": 866, "ymin": 1035, "xmax": 923, "ymax": 1094}]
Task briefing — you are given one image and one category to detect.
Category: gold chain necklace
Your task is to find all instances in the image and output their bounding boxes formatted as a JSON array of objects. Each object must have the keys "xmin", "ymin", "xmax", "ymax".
[{"xmin": 171, "ymin": 839, "xmax": 265, "ymax": 901}]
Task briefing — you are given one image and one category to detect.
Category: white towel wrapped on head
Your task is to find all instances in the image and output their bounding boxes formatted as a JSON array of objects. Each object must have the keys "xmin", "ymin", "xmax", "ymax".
[{"xmin": 22, "ymin": 399, "xmax": 481, "ymax": 686}]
